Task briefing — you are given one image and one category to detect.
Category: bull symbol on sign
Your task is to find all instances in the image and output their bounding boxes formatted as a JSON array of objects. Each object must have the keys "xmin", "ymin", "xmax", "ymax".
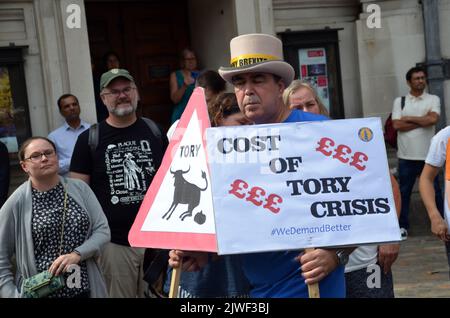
[{"xmin": 162, "ymin": 166, "xmax": 208, "ymax": 224}]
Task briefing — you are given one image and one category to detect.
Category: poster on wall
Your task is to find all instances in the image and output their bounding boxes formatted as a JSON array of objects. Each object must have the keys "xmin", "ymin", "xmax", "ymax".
[
  {"xmin": 298, "ymin": 48, "xmax": 330, "ymax": 112},
  {"xmin": 0, "ymin": 67, "xmax": 19, "ymax": 154}
]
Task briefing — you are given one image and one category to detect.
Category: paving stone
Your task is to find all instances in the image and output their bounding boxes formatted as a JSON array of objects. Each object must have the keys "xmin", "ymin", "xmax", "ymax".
[{"xmin": 393, "ymin": 235, "xmax": 450, "ymax": 298}]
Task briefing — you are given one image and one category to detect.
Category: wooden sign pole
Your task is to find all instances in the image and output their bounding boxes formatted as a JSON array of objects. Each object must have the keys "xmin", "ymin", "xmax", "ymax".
[
  {"xmin": 305, "ymin": 248, "xmax": 320, "ymax": 298},
  {"xmin": 168, "ymin": 259, "xmax": 182, "ymax": 298}
]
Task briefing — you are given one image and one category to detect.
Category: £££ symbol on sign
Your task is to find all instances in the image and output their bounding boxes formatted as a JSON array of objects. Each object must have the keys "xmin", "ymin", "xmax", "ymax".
[
  {"xmin": 315, "ymin": 137, "xmax": 368, "ymax": 171},
  {"xmin": 228, "ymin": 179, "xmax": 283, "ymax": 214}
]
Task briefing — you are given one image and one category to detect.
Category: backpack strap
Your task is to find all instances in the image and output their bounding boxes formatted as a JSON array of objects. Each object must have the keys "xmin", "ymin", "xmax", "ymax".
[
  {"xmin": 141, "ymin": 117, "xmax": 163, "ymax": 148},
  {"xmin": 88, "ymin": 123, "xmax": 99, "ymax": 158},
  {"xmin": 88, "ymin": 118, "xmax": 164, "ymax": 158},
  {"xmin": 401, "ymin": 96, "xmax": 405, "ymax": 110}
]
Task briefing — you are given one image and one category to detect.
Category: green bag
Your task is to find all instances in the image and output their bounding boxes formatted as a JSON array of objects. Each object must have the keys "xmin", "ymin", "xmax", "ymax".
[{"xmin": 22, "ymin": 271, "xmax": 65, "ymax": 298}]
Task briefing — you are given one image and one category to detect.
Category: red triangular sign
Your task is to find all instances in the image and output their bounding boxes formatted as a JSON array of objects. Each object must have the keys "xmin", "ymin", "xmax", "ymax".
[{"xmin": 128, "ymin": 87, "xmax": 217, "ymax": 252}]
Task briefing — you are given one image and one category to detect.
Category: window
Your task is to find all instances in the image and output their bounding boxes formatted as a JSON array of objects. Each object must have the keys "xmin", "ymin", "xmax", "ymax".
[{"xmin": 0, "ymin": 47, "xmax": 31, "ymax": 163}]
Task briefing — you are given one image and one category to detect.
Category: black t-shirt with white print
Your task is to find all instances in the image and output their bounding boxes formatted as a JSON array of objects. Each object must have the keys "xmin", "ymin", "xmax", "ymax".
[{"xmin": 70, "ymin": 118, "xmax": 167, "ymax": 246}]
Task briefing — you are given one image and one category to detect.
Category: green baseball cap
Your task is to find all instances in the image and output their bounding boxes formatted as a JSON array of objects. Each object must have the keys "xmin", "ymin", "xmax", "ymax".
[{"xmin": 100, "ymin": 68, "xmax": 135, "ymax": 90}]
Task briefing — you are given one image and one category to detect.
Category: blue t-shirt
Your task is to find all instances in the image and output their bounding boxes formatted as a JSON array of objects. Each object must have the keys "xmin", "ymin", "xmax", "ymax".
[
  {"xmin": 165, "ymin": 255, "xmax": 250, "ymax": 298},
  {"xmin": 284, "ymin": 108, "xmax": 328, "ymax": 122},
  {"xmin": 241, "ymin": 109, "xmax": 346, "ymax": 298}
]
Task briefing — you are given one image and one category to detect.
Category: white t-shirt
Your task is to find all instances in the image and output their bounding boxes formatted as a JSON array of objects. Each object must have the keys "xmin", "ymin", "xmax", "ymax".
[
  {"xmin": 167, "ymin": 120, "xmax": 179, "ymax": 140},
  {"xmin": 425, "ymin": 126, "xmax": 450, "ymax": 225},
  {"xmin": 392, "ymin": 92, "xmax": 440, "ymax": 160},
  {"xmin": 345, "ymin": 246, "xmax": 378, "ymax": 273},
  {"xmin": 425, "ymin": 126, "xmax": 450, "ymax": 168}
]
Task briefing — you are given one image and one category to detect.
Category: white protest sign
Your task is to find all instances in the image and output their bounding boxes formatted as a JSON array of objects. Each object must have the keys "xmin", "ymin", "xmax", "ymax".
[
  {"xmin": 129, "ymin": 87, "xmax": 216, "ymax": 252},
  {"xmin": 206, "ymin": 117, "xmax": 401, "ymax": 255}
]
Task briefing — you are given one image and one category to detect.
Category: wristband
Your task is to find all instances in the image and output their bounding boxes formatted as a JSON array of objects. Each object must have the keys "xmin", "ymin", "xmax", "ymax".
[{"xmin": 73, "ymin": 249, "xmax": 81, "ymax": 257}]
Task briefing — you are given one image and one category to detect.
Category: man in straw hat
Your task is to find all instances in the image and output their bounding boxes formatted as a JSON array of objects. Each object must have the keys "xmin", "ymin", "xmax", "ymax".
[{"xmin": 169, "ymin": 33, "xmax": 351, "ymax": 297}]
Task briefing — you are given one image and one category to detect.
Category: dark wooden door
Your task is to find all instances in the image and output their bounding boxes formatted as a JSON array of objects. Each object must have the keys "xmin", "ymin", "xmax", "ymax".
[{"xmin": 86, "ymin": 1, "xmax": 190, "ymax": 130}]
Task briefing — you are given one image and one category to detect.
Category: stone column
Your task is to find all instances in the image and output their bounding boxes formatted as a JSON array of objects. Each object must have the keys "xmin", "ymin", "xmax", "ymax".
[
  {"xmin": 34, "ymin": 0, "xmax": 95, "ymax": 131},
  {"xmin": 59, "ymin": 0, "xmax": 96, "ymax": 125},
  {"xmin": 356, "ymin": 0, "xmax": 425, "ymax": 119},
  {"xmin": 234, "ymin": 0, "xmax": 275, "ymax": 35},
  {"xmin": 422, "ymin": 0, "xmax": 446, "ymax": 129}
]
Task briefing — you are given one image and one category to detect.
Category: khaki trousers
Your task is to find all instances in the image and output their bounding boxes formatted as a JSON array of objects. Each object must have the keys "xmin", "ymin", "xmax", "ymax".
[{"xmin": 98, "ymin": 242, "xmax": 147, "ymax": 298}]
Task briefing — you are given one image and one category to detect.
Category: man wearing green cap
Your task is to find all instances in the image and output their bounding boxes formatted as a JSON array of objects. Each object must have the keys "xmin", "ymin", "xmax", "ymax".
[{"xmin": 70, "ymin": 68, "xmax": 168, "ymax": 297}]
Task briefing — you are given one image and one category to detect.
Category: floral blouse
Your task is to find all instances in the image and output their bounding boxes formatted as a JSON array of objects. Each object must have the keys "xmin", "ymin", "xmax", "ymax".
[{"xmin": 31, "ymin": 182, "xmax": 90, "ymax": 298}]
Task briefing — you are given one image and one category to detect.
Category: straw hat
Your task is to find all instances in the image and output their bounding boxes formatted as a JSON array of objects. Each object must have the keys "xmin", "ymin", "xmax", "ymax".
[{"xmin": 219, "ymin": 33, "xmax": 294, "ymax": 86}]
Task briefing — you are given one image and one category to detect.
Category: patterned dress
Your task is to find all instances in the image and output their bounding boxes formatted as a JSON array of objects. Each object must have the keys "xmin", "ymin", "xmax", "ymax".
[{"xmin": 31, "ymin": 182, "xmax": 90, "ymax": 298}]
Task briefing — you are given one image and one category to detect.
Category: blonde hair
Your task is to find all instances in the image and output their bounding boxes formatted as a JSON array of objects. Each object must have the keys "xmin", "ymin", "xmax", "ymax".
[{"xmin": 283, "ymin": 80, "xmax": 329, "ymax": 116}]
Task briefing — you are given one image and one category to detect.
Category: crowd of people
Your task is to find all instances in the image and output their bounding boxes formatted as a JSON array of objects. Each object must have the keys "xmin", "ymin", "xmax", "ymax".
[{"xmin": 0, "ymin": 32, "xmax": 448, "ymax": 298}]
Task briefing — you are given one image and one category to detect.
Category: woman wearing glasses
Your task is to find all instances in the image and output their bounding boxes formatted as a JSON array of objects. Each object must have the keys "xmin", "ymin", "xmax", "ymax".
[
  {"xmin": 0, "ymin": 137, "xmax": 110, "ymax": 298},
  {"xmin": 169, "ymin": 48, "xmax": 199, "ymax": 124}
]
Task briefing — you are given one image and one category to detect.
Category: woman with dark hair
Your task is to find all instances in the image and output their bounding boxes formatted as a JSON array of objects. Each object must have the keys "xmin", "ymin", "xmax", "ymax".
[
  {"xmin": 0, "ymin": 137, "xmax": 110, "ymax": 298},
  {"xmin": 196, "ymin": 70, "xmax": 226, "ymax": 119},
  {"xmin": 211, "ymin": 93, "xmax": 251, "ymax": 127},
  {"xmin": 93, "ymin": 52, "xmax": 121, "ymax": 122},
  {"xmin": 169, "ymin": 48, "xmax": 199, "ymax": 123},
  {"xmin": 103, "ymin": 51, "xmax": 121, "ymax": 71},
  {"xmin": 166, "ymin": 70, "xmax": 226, "ymax": 137}
]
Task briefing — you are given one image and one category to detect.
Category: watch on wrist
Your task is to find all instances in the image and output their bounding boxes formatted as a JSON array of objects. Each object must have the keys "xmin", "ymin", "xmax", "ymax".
[{"xmin": 335, "ymin": 250, "xmax": 349, "ymax": 266}]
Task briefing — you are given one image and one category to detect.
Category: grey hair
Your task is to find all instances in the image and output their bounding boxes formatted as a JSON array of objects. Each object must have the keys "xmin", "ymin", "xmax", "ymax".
[{"xmin": 282, "ymin": 80, "xmax": 329, "ymax": 116}]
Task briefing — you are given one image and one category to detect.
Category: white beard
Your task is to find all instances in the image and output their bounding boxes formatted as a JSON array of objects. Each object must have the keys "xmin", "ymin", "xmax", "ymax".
[{"xmin": 108, "ymin": 102, "xmax": 137, "ymax": 117}]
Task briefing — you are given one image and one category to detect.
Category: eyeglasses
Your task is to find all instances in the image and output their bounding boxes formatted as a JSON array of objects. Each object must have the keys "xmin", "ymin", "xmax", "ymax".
[
  {"xmin": 102, "ymin": 86, "xmax": 136, "ymax": 98},
  {"xmin": 24, "ymin": 149, "xmax": 56, "ymax": 162}
]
